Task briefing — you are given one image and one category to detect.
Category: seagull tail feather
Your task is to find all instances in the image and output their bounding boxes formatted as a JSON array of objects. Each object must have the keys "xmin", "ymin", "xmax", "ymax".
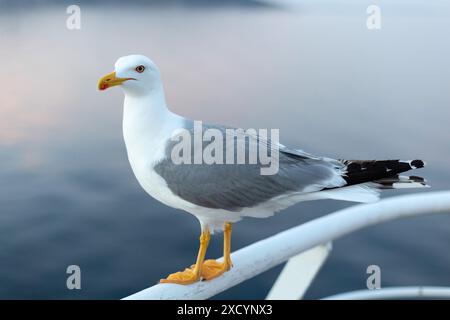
[{"xmin": 339, "ymin": 159, "xmax": 427, "ymax": 188}]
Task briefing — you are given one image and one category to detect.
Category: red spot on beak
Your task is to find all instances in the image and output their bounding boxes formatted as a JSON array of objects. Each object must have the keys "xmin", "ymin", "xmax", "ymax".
[{"xmin": 99, "ymin": 82, "xmax": 108, "ymax": 91}]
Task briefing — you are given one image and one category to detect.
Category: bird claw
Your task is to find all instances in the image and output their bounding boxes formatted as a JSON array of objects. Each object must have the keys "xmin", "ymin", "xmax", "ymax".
[
  {"xmin": 199, "ymin": 259, "xmax": 232, "ymax": 281},
  {"xmin": 159, "ymin": 268, "xmax": 200, "ymax": 285}
]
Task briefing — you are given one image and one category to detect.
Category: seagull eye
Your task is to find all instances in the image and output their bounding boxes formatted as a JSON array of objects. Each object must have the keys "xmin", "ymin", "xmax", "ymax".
[{"xmin": 135, "ymin": 65, "xmax": 145, "ymax": 73}]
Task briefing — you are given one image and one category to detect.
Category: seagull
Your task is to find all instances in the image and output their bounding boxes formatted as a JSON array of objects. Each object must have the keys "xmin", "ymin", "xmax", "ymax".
[{"xmin": 98, "ymin": 54, "xmax": 427, "ymax": 285}]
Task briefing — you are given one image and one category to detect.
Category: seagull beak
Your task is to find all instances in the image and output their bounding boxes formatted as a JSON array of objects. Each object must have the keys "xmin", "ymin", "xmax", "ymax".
[{"xmin": 98, "ymin": 71, "xmax": 132, "ymax": 91}]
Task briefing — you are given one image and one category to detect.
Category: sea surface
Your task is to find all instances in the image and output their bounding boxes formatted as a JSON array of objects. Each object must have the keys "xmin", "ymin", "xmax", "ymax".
[{"xmin": 0, "ymin": 0, "xmax": 449, "ymax": 299}]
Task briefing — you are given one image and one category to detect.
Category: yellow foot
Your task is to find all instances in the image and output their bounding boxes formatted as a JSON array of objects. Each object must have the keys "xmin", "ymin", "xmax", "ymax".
[
  {"xmin": 159, "ymin": 268, "xmax": 200, "ymax": 285},
  {"xmin": 200, "ymin": 259, "xmax": 232, "ymax": 281}
]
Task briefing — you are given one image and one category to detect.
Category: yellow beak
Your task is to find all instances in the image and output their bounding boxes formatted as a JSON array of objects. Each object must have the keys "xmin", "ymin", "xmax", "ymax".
[{"xmin": 98, "ymin": 71, "xmax": 133, "ymax": 91}]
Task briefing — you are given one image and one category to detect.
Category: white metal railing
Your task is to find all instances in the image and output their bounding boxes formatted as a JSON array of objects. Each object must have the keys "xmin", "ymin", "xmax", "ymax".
[
  {"xmin": 266, "ymin": 242, "xmax": 332, "ymax": 300},
  {"xmin": 322, "ymin": 287, "xmax": 450, "ymax": 300},
  {"xmin": 123, "ymin": 191, "xmax": 450, "ymax": 300}
]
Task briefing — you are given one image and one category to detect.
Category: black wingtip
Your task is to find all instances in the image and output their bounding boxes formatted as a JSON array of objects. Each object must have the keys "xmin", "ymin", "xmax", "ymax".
[{"xmin": 411, "ymin": 159, "xmax": 425, "ymax": 169}]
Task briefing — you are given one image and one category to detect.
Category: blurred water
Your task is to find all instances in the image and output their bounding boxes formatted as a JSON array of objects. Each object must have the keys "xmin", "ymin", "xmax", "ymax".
[{"xmin": 0, "ymin": 1, "xmax": 449, "ymax": 299}]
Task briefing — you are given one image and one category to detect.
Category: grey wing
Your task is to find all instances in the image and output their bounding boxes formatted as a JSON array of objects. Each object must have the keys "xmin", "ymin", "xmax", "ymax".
[{"xmin": 153, "ymin": 121, "xmax": 346, "ymax": 212}]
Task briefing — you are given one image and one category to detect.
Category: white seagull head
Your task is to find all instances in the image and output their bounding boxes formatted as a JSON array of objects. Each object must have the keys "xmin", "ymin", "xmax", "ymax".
[{"xmin": 98, "ymin": 54, "xmax": 162, "ymax": 96}]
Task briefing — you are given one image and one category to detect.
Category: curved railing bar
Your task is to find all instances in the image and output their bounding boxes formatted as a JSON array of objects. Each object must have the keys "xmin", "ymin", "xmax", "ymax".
[
  {"xmin": 322, "ymin": 286, "xmax": 450, "ymax": 300},
  {"xmin": 123, "ymin": 191, "xmax": 450, "ymax": 300}
]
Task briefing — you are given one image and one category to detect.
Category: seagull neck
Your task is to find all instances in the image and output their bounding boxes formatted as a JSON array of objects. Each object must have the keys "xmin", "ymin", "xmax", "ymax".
[{"xmin": 123, "ymin": 88, "xmax": 171, "ymax": 125}]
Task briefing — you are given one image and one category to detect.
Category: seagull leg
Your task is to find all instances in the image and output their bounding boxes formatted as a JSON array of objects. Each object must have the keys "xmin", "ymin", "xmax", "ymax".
[
  {"xmin": 160, "ymin": 229, "xmax": 210, "ymax": 285},
  {"xmin": 201, "ymin": 222, "xmax": 233, "ymax": 281}
]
